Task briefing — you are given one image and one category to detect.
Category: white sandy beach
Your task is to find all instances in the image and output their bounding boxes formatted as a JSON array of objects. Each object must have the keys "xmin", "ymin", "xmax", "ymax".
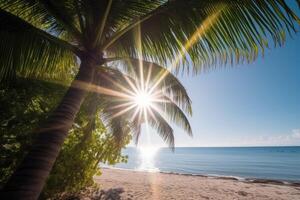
[{"xmin": 94, "ymin": 168, "xmax": 300, "ymax": 200}]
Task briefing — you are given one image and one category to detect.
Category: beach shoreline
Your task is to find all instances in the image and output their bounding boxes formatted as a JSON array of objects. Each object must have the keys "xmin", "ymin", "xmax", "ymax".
[
  {"xmin": 102, "ymin": 166, "xmax": 300, "ymax": 187},
  {"xmin": 94, "ymin": 168, "xmax": 300, "ymax": 200}
]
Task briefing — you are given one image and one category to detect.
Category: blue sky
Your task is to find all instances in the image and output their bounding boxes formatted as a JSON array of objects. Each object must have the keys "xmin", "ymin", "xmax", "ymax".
[
  {"xmin": 131, "ymin": 3, "xmax": 300, "ymax": 147},
  {"xmin": 177, "ymin": 35, "xmax": 300, "ymax": 147},
  {"xmin": 134, "ymin": 35, "xmax": 300, "ymax": 147}
]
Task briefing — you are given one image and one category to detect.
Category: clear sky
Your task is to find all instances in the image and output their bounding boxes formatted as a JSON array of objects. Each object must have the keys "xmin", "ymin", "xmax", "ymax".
[{"xmin": 131, "ymin": 3, "xmax": 300, "ymax": 148}]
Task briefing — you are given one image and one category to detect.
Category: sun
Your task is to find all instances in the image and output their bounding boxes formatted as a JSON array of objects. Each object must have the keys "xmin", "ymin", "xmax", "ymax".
[
  {"xmin": 133, "ymin": 91, "xmax": 153, "ymax": 108},
  {"xmin": 94, "ymin": 60, "xmax": 166, "ymax": 123}
]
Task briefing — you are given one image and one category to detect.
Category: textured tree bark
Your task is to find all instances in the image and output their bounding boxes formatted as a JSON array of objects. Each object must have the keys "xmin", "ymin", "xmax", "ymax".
[{"xmin": 1, "ymin": 59, "xmax": 96, "ymax": 199}]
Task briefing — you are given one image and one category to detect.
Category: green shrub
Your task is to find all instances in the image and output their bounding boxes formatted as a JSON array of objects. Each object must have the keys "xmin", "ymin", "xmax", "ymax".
[{"xmin": 0, "ymin": 78, "xmax": 130, "ymax": 198}]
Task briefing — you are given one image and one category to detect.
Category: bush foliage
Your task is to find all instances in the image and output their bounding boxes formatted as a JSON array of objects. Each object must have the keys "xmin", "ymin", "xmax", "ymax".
[{"xmin": 0, "ymin": 78, "xmax": 130, "ymax": 198}]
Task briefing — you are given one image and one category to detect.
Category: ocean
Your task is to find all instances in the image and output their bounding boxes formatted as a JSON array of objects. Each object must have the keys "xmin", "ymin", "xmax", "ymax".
[{"xmin": 105, "ymin": 146, "xmax": 300, "ymax": 182}]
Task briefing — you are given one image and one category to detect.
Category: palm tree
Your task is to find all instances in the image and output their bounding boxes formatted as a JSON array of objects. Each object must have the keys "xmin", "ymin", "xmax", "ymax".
[{"xmin": 0, "ymin": 0, "xmax": 299, "ymax": 199}]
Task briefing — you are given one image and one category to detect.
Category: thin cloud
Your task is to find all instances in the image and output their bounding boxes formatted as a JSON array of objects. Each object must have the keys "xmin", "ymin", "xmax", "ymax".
[{"xmin": 292, "ymin": 129, "xmax": 300, "ymax": 139}]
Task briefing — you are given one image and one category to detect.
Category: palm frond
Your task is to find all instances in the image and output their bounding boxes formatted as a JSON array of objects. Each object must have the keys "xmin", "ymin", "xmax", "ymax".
[
  {"xmin": 1, "ymin": 0, "xmax": 81, "ymax": 40},
  {"xmin": 154, "ymin": 95, "xmax": 192, "ymax": 136},
  {"xmin": 101, "ymin": 0, "xmax": 163, "ymax": 50},
  {"xmin": 148, "ymin": 108, "xmax": 175, "ymax": 149},
  {"xmin": 96, "ymin": 100, "xmax": 132, "ymax": 147},
  {"xmin": 106, "ymin": 0, "xmax": 300, "ymax": 73},
  {"xmin": 37, "ymin": 0, "xmax": 81, "ymax": 40},
  {"xmin": 1, "ymin": 0, "xmax": 61, "ymax": 35},
  {"xmin": 91, "ymin": 67, "xmax": 131, "ymax": 145},
  {"xmin": 0, "ymin": 9, "xmax": 77, "ymax": 83},
  {"xmin": 92, "ymin": 0, "xmax": 113, "ymax": 47},
  {"xmin": 103, "ymin": 115, "xmax": 131, "ymax": 146},
  {"xmin": 107, "ymin": 57, "xmax": 192, "ymax": 114},
  {"xmin": 93, "ymin": 66, "xmax": 187, "ymax": 148},
  {"xmin": 130, "ymin": 116, "xmax": 142, "ymax": 145}
]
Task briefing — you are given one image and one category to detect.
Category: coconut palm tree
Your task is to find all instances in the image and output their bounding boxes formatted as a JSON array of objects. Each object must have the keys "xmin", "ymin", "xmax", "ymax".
[{"xmin": 0, "ymin": 0, "xmax": 299, "ymax": 199}]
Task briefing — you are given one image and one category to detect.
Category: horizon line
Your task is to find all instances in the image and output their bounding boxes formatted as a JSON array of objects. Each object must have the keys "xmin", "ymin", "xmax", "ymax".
[{"xmin": 126, "ymin": 145, "xmax": 300, "ymax": 148}]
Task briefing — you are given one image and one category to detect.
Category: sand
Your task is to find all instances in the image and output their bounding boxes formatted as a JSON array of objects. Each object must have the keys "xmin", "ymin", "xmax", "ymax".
[{"xmin": 93, "ymin": 168, "xmax": 300, "ymax": 200}]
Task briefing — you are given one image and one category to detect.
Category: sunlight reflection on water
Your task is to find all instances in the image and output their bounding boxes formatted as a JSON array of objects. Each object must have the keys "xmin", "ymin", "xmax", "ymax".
[{"xmin": 137, "ymin": 147, "xmax": 160, "ymax": 172}]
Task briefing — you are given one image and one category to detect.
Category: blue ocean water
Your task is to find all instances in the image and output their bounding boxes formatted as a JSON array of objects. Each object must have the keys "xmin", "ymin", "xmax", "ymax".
[{"xmin": 106, "ymin": 147, "xmax": 300, "ymax": 182}]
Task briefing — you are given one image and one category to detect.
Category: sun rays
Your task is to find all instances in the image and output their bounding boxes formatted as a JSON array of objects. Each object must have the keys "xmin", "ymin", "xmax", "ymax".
[
  {"xmin": 70, "ymin": 5, "xmax": 225, "ymax": 145},
  {"xmin": 74, "ymin": 5, "xmax": 225, "ymax": 142},
  {"xmin": 98, "ymin": 65, "xmax": 166, "ymax": 125}
]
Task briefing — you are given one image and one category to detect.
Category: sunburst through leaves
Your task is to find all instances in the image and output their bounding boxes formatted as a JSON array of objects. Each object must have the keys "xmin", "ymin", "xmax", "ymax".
[{"xmin": 91, "ymin": 58, "xmax": 193, "ymax": 148}]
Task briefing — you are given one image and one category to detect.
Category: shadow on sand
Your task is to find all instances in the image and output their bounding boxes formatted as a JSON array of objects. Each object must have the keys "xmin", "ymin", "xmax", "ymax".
[
  {"xmin": 62, "ymin": 187, "xmax": 125, "ymax": 200},
  {"xmin": 96, "ymin": 187, "xmax": 125, "ymax": 200}
]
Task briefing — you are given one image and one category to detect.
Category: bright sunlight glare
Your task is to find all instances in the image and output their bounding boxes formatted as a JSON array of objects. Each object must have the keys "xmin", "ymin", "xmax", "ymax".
[
  {"xmin": 138, "ymin": 146, "xmax": 160, "ymax": 172},
  {"xmin": 134, "ymin": 91, "xmax": 153, "ymax": 108},
  {"xmin": 139, "ymin": 146, "xmax": 159, "ymax": 159}
]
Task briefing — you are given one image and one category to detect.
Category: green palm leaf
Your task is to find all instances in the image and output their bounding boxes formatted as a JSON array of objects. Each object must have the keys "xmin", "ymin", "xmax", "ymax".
[
  {"xmin": 106, "ymin": 0, "xmax": 300, "ymax": 73},
  {"xmin": 147, "ymin": 108, "xmax": 175, "ymax": 149},
  {"xmin": 154, "ymin": 95, "xmax": 192, "ymax": 136},
  {"xmin": 0, "ymin": 9, "xmax": 77, "ymax": 83},
  {"xmin": 1, "ymin": 0, "xmax": 80, "ymax": 38}
]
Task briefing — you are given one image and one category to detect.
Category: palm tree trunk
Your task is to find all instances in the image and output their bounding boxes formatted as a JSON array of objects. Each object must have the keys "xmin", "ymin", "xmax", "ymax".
[{"xmin": 1, "ymin": 59, "xmax": 96, "ymax": 199}]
